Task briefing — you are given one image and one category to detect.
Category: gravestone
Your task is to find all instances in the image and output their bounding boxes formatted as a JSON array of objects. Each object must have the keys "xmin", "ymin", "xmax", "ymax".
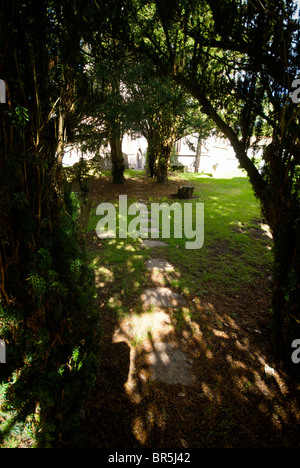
[{"xmin": 173, "ymin": 185, "xmax": 195, "ymax": 199}]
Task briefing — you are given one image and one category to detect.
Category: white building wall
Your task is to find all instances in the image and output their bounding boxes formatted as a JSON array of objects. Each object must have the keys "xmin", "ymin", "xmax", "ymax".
[
  {"xmin": 176, "ymin": 134, "xmax": 243, "ymax": 176},
  {"xmin": 123, "ymin": 133, "xmax": 147, "ymax": 169},
  {"xmin": 63, "ymin": 131, "xmax": 266, "ymax": 178}
]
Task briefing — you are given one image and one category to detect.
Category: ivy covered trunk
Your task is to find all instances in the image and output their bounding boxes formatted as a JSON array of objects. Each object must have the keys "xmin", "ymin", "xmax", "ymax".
[
  {"xmin": 155, "ymin": 138, "xmax": 175, "ymax": 183},
  {"xmin": 155, "ymin": 153, "xmax": 169, "ymax": 183}
]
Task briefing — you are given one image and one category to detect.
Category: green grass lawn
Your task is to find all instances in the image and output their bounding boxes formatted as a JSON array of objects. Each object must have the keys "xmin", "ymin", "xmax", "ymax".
[
  {"xmin": 86, "ymin": 172, "xmax": 273, "ymax": 311},
  {"xmin": 165, "ymin": 174, "xmax": 273, "ymax": 296},
  {"xmin": 77, "ymin": 172, "xmax": 299, "ymax": 450}
]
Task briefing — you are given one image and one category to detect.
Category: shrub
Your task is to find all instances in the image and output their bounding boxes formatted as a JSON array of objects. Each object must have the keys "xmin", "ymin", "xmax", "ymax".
[{"xmin": 0, "ymin": 188, "xmax": 101, "ymax": 447}]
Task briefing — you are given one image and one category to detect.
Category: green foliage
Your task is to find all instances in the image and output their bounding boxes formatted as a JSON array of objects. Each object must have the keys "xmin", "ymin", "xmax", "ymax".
[
  {"xmin": 0, "ymin": 0, "xmax": 103, "ymax": 447},
  {"xmin": 0, "ymin": 189, "xmax": 101, "ymax": 447},
  {"xmin": 63, "ymin": 156, "xmax": 103, "ymax": 200},
  {"xmin": 170, "ymin": 146, "xmax": 179, "ymax": 165}
]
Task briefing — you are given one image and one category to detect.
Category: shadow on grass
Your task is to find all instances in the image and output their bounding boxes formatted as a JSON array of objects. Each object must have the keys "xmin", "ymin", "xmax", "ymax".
[
  {"xmin": 79, "ymin": 227, "xmax": 300, "ymax": 448},
  {"xmin": 76, "ymin": 174, "xmax": 299, "ymax": 448}
]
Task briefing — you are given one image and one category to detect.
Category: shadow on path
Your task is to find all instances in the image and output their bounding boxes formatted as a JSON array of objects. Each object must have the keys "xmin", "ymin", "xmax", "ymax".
[
  {"xmin": 79, "ymin": 282, "xmax": 142, "ymax": 449},
  {"xmin": 82, "ymin": 338, "xmax": 141, "ymax": 448}
]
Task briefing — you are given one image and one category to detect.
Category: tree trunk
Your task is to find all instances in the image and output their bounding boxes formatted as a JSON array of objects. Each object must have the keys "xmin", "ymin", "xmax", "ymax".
[
  {"xmin": 56, "ymin": 106, "xmax": 66, "ymax": 201},
  {"xmin": 156, "ymin": 141, "xmax": 173, "ymax": 183},
  {"xmin": 110, "ymin": 124, "xmax": 125, "ymax": 184},
  {"xmin": 156, "ymin": 154, "xmax": 168, "ymax": 182},
  {"xmin": 232, "ymin": 147, "xmax": 299, "ymax": 371},
  {"xmin": 266, "ymin": 201, "xmax": 300, "ymax": 370},
  {"xmin": 146, "ymin": 136, "xmax": 156, "ymax": 178},
  {"xmin": 194, "ymin": 134, "xmax": 202, "ymax": 172}
]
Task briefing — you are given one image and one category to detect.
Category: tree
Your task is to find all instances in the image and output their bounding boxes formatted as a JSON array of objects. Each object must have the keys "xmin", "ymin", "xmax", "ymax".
[
  {"xmin": 95, "ymin": 40, "xmax": 127, "ymax": 184},
  {"xmin": 114, "ymin": 0, "xmax": 300, "ymax": 369},
  {"xmin": 126, "ymin": 67, "xmax": 184, "ymax": 181},
  {"xmin": 74, "ymin": 37, "xmax": 137, "ymax": 184},
  {"xmin": 74, "ymin": 1, "xmax": 138, "ymax": 185},
  {"xmin": 177, "ymin": 100, "xmax": 215, "ymax": 172},
  {"xmin": 125, "ymin": 60, "xmax": 207, "ymax": 181},
  {"xmin": 0, "ymin": 0, "xmax": 100, "ymax": 445}
]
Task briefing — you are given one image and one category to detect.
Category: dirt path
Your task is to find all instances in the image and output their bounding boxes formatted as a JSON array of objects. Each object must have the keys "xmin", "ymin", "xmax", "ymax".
[{"xmin": 79, "ymin": 173, "xmax": 300, "ymax": 448}]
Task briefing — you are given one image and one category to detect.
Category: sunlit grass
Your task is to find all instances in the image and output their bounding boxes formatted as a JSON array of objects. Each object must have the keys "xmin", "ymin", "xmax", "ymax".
[
  {"xmin": 161, "ymin": 176, "xmax": 273, "ymax": 296},
  {"xmin": 86, "ymin": 174, "xmax": 273, "ymax": 307}
]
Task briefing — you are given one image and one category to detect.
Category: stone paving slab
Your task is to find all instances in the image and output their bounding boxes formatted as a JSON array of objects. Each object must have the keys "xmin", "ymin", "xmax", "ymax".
[
  {"xmin": 140, "ymin": 239, "xmax": 168, "ymax": 248},
  {"xmin": 146, "ymin": 342, "xmax": 196, "ymax": 385},
  {"xmin": 145, "ymin": 258, "xmax": 175, "ymax": 272},
  {"xmin": 141, "ymin": 287, "xmax": 186, "ymax": 307}
]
